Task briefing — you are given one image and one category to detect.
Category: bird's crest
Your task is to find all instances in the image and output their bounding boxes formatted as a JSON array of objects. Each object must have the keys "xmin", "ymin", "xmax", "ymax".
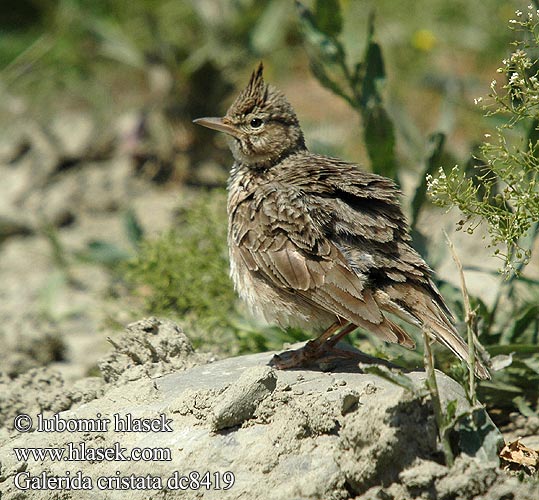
[{"xmin": 228, "ymin": 62, "xmax": 269, "ymax": 116}]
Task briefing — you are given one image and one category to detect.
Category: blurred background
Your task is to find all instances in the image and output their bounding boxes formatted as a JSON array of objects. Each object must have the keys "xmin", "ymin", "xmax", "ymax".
[{"xmin": 1, "ymin": 0, "xmax": 538, "ymax": 431}]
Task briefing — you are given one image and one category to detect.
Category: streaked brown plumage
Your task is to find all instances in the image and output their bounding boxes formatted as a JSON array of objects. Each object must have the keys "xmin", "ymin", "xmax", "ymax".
[{"xmin": 194, "ymin": 63, "xmax": 490, "ymax": 379}]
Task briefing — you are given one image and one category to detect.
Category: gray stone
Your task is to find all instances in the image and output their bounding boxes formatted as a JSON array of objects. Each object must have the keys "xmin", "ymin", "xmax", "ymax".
[
  {"xmin": 1, "ymin": 342, "xmax": 525, "ymax": 500},
  {"xmin": 0, "ymin": 319, "xmax": 537, "ymax": 500},
  {"xmin": 210, "ymin": 366, "xmax": 277, "ymax": 431}
]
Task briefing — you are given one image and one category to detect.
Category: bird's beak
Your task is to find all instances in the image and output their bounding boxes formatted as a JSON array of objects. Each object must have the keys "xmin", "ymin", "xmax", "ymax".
[{"xmin": 193, "ymin": 117, "xmax": 240, "ymax": 138}]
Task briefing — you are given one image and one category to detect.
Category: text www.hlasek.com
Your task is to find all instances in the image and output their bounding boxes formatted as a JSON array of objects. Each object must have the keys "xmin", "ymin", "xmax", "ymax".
[{"xmin": 13, "ymin": 442, "xmax": 171, "ymax": 462}]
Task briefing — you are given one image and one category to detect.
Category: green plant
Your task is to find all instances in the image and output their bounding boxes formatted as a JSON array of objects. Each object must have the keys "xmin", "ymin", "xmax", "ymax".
[
  {"xmin": 1, "ymin": 1, "xmax": 296, "ymax": 108},
  {"xmin": 424, "ymin": 9, "xmax": 539, "ymax": 423},
  {"xmin": 123, "ymin": 190, "xmax": 233, "ymax": 332},
  {"xmin": 296, "ymin": 0, "xmax": 398, "ymax": 181},
  {"xmin": 0, "ymin": 0, "xmax": 299, "ymax": 182},
  {"xmin": 427, "ymin": 7, "xmax": 539, "ymax": 277},
  {"xmin": 76, "ymin": 209, "xmax": 143, "ymax": 267}
]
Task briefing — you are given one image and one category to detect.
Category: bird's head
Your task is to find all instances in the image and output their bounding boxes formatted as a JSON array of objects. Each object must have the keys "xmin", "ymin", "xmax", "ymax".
[{"xmin": 194, "ymin": 63, "xmax": 305, "ymax": 168}]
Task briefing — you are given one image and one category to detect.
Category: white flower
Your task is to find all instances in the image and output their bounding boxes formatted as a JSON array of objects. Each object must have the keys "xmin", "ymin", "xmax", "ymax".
[
  {"xmin": 484, "ymin": 133, "xmax": 491, "ymax": 138},
  {"xmin": 426, "ymin": 174, "xmax": 439, "ymax": 188},
  {"xmin": 511, "ymin": 49, "xmax": 526, "ymax": 62},
  {"xmin": 474, "ymin": 97, "xmax": 483, "ymax": 105},
  {"xmin": 516, "ymin": 10, "xmax": 522, "ymax": 16}
]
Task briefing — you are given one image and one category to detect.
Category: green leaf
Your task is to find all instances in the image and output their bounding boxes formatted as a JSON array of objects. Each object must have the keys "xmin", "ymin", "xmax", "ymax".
[
  {"xmin": 309, "ymin": 59, "xmax": 352, "ymax": 104},
  {"xmin": 479, "ymin": 380, "xmax": 524, "ymax": 394},
  {"xmin": 454, "ymin": 407, "xmax": 503, "ymax": 465},
  {"xmin": 486, "ymin": 344, "xmax": 539, "ymax": 356},
  {"xmin": 441, "ymin": 399, "xmax": 458, "ymax": 429},
  {"xmin": 124, "ymin": 209, "xmax": 144, "ymax": 248},
  {"xmin": 513, "ymin": 395, "xmax": 537, "ymax": 417},
  {"xmin": 361, "ymin": 44, "xmax": 385, "ymax": 107},
  {"xmin": 314, "ymin": 0, "xmax": 342, "ymax": 37},
  {"xmin": 362, "ymin": 104, "xmax": 398, "ymax": 180},
  {"xmin": 522, "ymin": 356, "xmax": 539, "ymax": 375},
  {"xmin": 297, "ymin": 1, "xmax": 351, "ymax": 105},
  {"xmin": 506, "ymin": 304, "xmax": 539, "ymax": 344},
  {"xmin": 78, "ymin": 240, "xmax": 131, "ymax": 265},
  {"xmin": 296, "ymin": 1, "xmax": 346, "ymax": 68},
  {"xmin": 359, "ymin": 12, "xmax": 397, "ymax": 181},
  {"xmin": 411, "ymin": 132, "xmax": 446, "ymax": 229},
  {"xmin": 360, "ymin": 12, "xmax": 387, "ymax": 108}
]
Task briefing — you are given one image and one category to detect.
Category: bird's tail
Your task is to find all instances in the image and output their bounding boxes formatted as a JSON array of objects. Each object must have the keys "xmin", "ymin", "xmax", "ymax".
[
  {"xmin": 421, "ymin": 306, "xmax": 490, "ymax": 380},
  {"xmin": 377, "ymin": 284, "xmax": 491, "ymax": 380}
]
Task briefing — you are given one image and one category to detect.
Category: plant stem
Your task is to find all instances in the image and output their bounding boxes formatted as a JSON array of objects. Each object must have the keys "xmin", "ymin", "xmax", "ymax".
[
  {"xmin": 423, "ymin": 330, "xmax": 454, "ymax": 467},
  {"xmin": 443, "ymin": 230, "xmax": 477, "ymax": 406}
]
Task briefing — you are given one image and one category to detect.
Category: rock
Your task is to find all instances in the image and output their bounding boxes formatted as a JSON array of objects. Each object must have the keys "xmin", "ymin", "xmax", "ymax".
[
  {"xmin": 98, "ymin": 317, "xmax": 207, "ymax": 384},
  {"xmin": 0, "ymin": 126, "xmax": 29, "ymax": 164},
  {"xmin": 0, "ymin": 215, "xmax": 33, "ymax": 240},
  {"xmin": 0, "ymin": 316, "xmax": 66, "ymax": 378},
  {"xmin": 0, "ymin": 368, "xmax": 73, "ymax": 430},
  {"xmin": 398, "ymin": 458, "xmax": 448, "ymax": 489},
  {"xmin": 2, "ymin": 338, "xmax": 533, "ymax": 500},
  {"xmin": 210, "ymin": 366, "xmax": 277, "ymax": 431},
  {"xmin": 435, "ymin": 455, "xmax": 498, "ymax": 499},
  {"xmin": 336, "ymin": 385, "xmax": 438, "ymax": 493}
]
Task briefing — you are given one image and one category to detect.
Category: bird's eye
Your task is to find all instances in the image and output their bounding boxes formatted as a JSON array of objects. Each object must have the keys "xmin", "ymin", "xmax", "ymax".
[{"xmin": 250, "ymin": 118, "xmax": 263, "ymax": 128}]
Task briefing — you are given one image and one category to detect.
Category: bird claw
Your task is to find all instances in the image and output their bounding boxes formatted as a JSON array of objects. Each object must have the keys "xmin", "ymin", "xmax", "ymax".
[
  {"xmin": 270, "ymin": 340, "xmax": 357, "ymax": 370},
  {"xmin": 269, "ymin": 343, "xmax": 314, "ymax": 369},
  {"xmin": 269, "ymin": 352, "xmax": 303, "ymax": 369}
]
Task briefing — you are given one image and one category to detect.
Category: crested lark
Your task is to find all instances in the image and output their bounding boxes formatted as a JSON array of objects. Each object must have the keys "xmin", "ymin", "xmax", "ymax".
[{"xmin": 194, "ymin": 63, "xmax": 490, "ymax": 379}]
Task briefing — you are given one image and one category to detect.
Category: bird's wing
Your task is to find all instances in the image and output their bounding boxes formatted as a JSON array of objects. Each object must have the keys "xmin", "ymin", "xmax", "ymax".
[
  {"xmin": 280, "ymin": 159, "xmax": 490, "ymax": 378},
  {"xmin": 230, "ymin": 182, "xmax": 414, "ymax": 347},
  {"xmin": 286, "ymin": 159, "xmax": 454, "ymax": 316}
]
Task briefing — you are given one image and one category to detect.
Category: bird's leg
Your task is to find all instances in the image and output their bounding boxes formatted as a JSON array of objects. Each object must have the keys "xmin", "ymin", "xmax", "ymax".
[
  {"xmin": 270, "ymin": 320, "xmax": 358, "ymax": 369},
  {"xmin": 270, "ymin": 321, "xmax": 341, "ymax": 369},
  {"xmin": 303, "ymin": 320, "xmax": 342, "ymax": 351},
  {"xmin": 325, "ymin": 322, "xmax": 358, "ymax": 349}
]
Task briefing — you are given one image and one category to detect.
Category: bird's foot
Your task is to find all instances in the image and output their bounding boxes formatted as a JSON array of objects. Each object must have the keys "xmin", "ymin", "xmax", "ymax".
[
  {"xmin": 270, "ymin": 340, "xmax": 358, "ymax": 370},
  {"xmin": 270, "ymin": 340, "xmax": 319, "ymax": 369}
]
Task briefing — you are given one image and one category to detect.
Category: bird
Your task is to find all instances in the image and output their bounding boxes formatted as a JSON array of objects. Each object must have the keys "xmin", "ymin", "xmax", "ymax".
[{"xmin": 194, "ymin": 63, "xmax": 490, "ymax": 379}]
